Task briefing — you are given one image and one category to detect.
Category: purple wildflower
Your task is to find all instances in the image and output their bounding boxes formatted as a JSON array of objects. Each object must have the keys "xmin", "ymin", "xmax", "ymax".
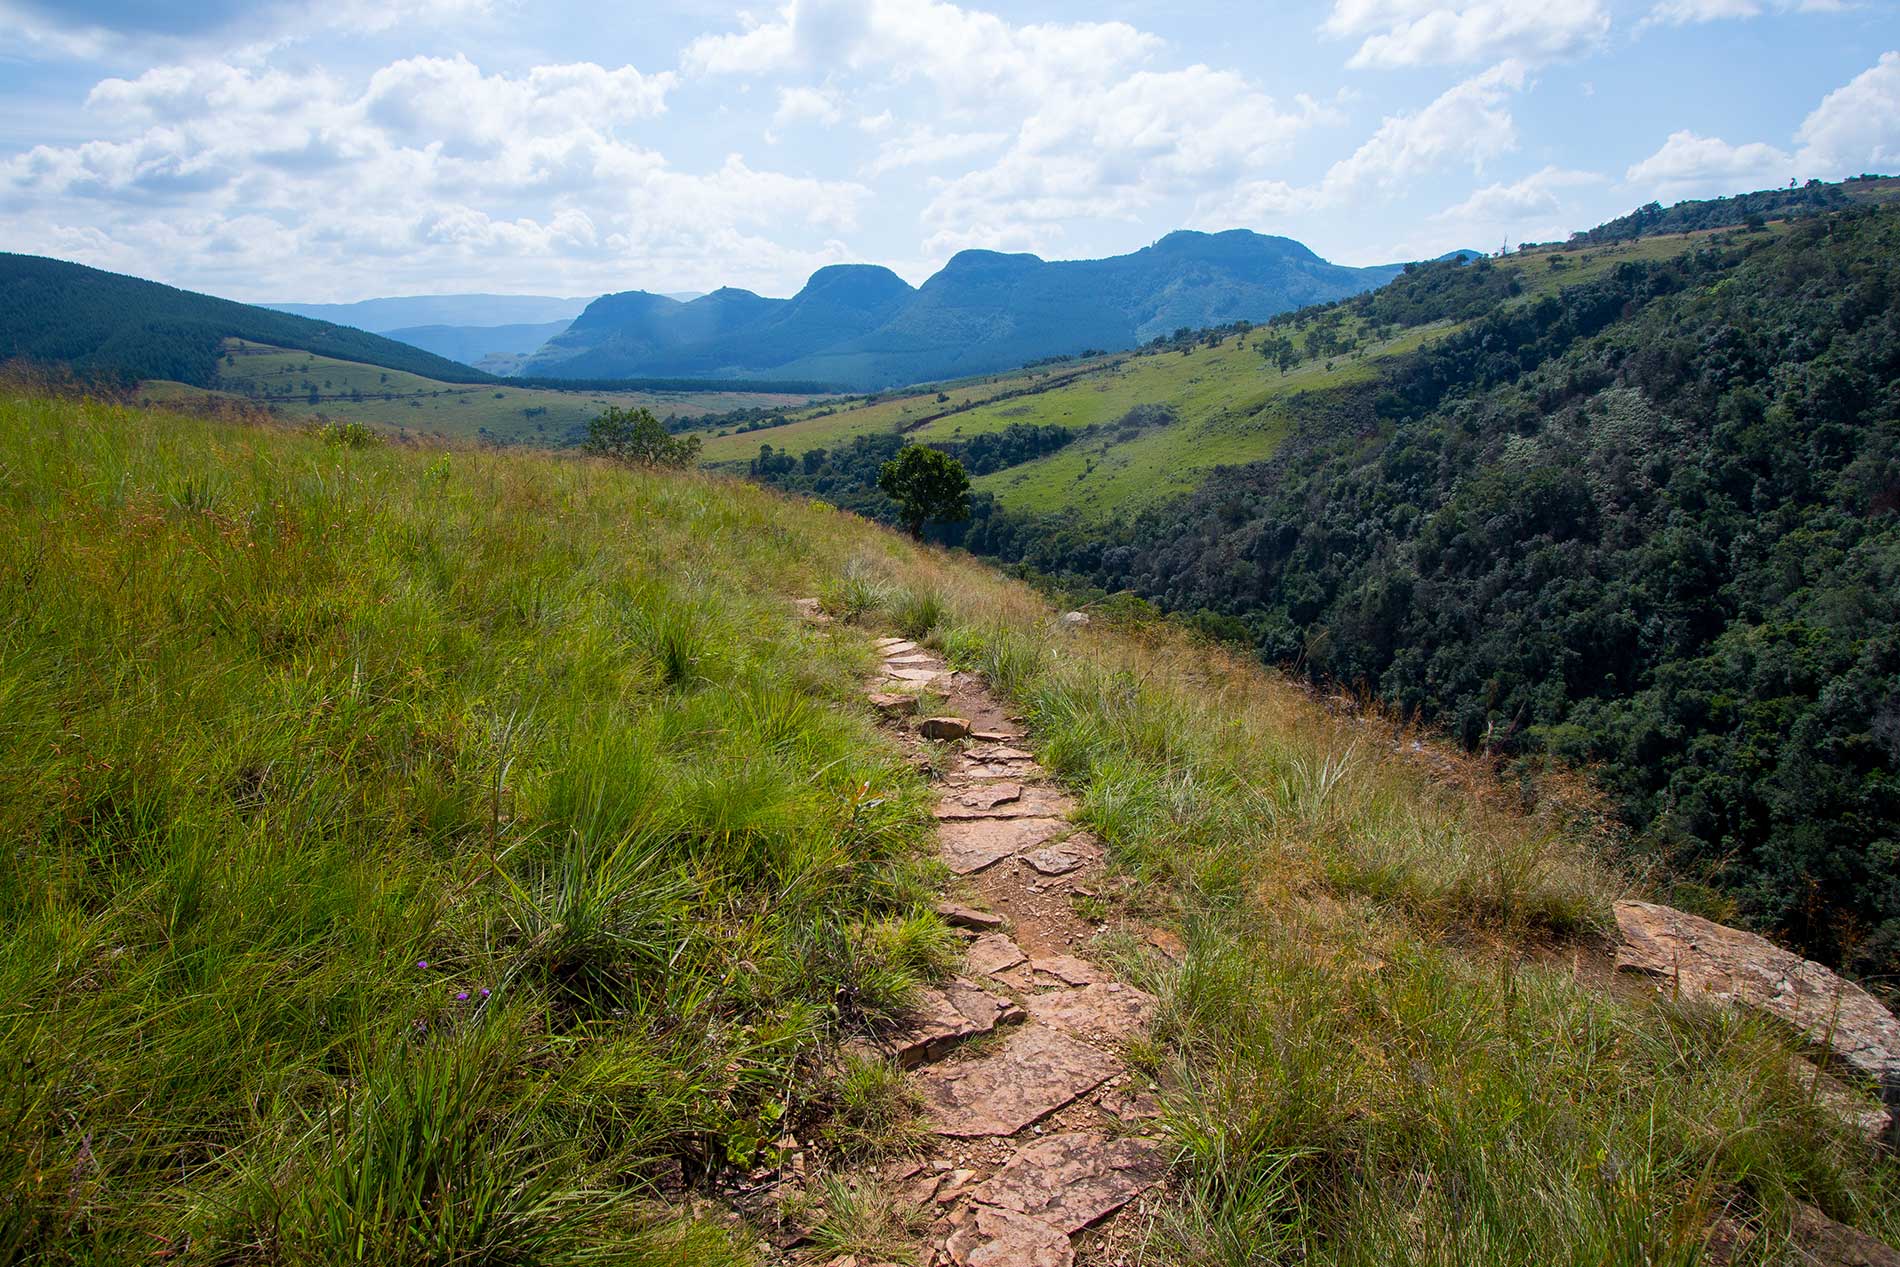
[
  {"xmin": 417, "ymin": 960, "xmax": 429, "ymax": 970},
  {"xmin": 479, "ymin": 987, "xmax": 491, "ymax": 998},
  {"xmin": 455, "ymin": 991, "xmax": 469, "ymax": 1001}
]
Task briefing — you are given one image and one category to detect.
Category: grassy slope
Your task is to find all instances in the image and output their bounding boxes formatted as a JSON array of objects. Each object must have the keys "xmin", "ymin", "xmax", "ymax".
[
  {"xmin": 137, "ymin": 339, "xmax": 828, "ymax": 444},
  {"xmin": 3, "ymin": 395, "xmax": 1894, "ymax": 1264},
  {"xmin": 952, "ymin": 322, "xmax": 1444, "ymax": 516},
  {"xmin": 693, "ymin": 358, "xmax": 1117, "ymax": 465}
]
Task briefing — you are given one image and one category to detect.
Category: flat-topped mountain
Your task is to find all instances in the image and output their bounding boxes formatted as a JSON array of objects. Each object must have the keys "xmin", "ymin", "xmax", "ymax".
[{"xmin": 523, "ymin": 230, "xmax": 1411, "ymax": 389}]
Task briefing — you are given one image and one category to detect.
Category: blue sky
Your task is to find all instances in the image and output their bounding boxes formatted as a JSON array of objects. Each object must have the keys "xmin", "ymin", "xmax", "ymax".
[{"xmin": 1, "ymin": 0, "xmax": 1894, "ymax": 301}]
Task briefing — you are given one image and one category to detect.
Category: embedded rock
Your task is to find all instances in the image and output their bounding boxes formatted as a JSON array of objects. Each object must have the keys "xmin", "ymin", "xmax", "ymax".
[
  {"xmin": 1032, "ymin": 955, "xmax": 1102, "ymax": 986},
  {"xmin": 916, "ymin": 1027, "xmax": 1121, "ymax": 1136},
  {"xmin": 1788, "ymin": 1202, "xmax": 1900, "ymax": 1267},
  {"xmin": 1021, "ymin": 847, "xmax": 1085, "ymax": 876},
  {"xmin": 1028, "ymin": 982, "xmax": 1159, "ymax": 1042},
  {"xmin": 870, "ymin": 976, "xmax": 1014, "ymax": 1067},
  {"xmin": 935, "ymin": 785, "xmax": 1075, "ymax": 821},
  {"xmin": 938, "ymin": 817, "xmax": 1070, "ymax": 875},
  {"xmin": 918, "ymin": 716, "xmax": 973, "ymax": 741},
  {"xmin": 955, "ymin": 759, "xmax": 1047, "ymax": 781},
  {"xmin": 943, "ymin": 1204, "xmax": 1073, "ymax": 1267},
  {"xmin": 971, "ymin": 1133, "xmax": 1168, "ymax": 1232},
  {"xmin": 1613, "ymin": 900, "xmax": 1900, "ymax": 1134},
  {"xmin": 866, "ymin": 691, "xmax": 917, "ymax": 716},
  {"xmin": 966, "ymin": 744, "xmax": 1035, "ymax": 762},
  {"xmin": 967, "ymin": 933, "xmax": 1028, "ymax": 977},
  {"xmin": 936, "ymin": 902, "xmax": 1005, "ymax": 930}
]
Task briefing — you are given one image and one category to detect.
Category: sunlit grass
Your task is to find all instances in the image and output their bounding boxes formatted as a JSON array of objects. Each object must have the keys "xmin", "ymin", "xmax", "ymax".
[{"xmin": 3, "ymin": 392, "xmax": 1894, "ymax": 1265}]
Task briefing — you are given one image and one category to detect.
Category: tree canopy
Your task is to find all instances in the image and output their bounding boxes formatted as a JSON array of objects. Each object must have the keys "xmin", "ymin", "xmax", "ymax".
[
  {"xmin": 582, "ymin": 406, "xmax": 702, "ymax": 468},
  {"xmin": 877, "ymin": 444, "xmax": 971, "ymax": 539}
]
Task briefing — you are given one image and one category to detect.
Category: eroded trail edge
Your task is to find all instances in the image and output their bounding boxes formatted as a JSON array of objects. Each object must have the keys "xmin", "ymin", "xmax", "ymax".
[{"xmin": 858, "ymin": 632, "xmax": 1172, "ymax": 1267}]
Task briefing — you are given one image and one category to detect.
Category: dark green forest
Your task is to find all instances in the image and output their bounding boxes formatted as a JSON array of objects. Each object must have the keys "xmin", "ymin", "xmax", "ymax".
[
  {"xmin": 752, "ymin": 207, "xmax": 1900, "ymax": 984},
  {"xmin": 0, "ymin": 253, "xmax": 497, "ymax": 387}
]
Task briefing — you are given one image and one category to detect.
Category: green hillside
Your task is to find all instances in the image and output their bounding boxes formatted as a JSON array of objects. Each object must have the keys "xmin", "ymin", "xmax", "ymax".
[
  {"xmin": 140, "ymin": 339, "xmax": 830, "ymax": 445},
  {"xmin": 717, "ymin": 191, "xmax": 1900, "ymax": 990},
  {"xmin": 969, "ymin": 203, "xmax": 1900, "ymax": 986},
  {"xmin": 4, "ymin": 390, "xmax": 1895, "ymax": 1265},
  {"xmin": 0, "ymin": 253, "xmax": 497, "ymax": 387}
]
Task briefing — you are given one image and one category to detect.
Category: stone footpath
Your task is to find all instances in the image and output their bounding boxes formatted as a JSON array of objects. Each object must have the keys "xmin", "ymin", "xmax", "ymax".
[
  {"xmin": 854, "ymin": 634, "xmax": 1171, "ymax": 1267},
  {"xmin": 812, "ymin": 615, "xmax": 1899, "ymax": 1265}
]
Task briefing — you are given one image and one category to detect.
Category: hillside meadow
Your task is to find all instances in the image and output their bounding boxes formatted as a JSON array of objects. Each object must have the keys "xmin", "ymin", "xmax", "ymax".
[
  {"xmin": 137, "ymin": 339, "xmax": 830, "ymax": 446},
  {"xmin": 1, "ymin": 393, "xmax": 1894, "ymax": 1265}
]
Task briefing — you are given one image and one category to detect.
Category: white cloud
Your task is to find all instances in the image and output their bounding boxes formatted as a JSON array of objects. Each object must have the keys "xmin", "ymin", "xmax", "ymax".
[
  {"xmin": 864, "ymin": 125, "xmax": 1008, "ymax": 175},
  {"xmin": 683, "ymin": 0, "xmax": 1159, "ymax": 105},
  {"xmin": 1434, "ymin": 164, "xmax": 1604, "ymax": 220},
  {"xmin": 1325, "ymin": 58, "xmax": 1526, "ymax": 189},
  {"xmin": 1321, "ymin": 0, "xmax": 1609, "ymax": 69},
  {"xmin": 1622, "ymin": 50, "xmax": 1900, "ymax": 202},
  {"xmin": 0, "ymin": 56, "xmax": 869, "ymax": 299},
  {"xmin": 1624, "ymin": 130, "xmax": 1794, "ymax": 198},
  {"xmin": 772, "ymin": 85, "xmax": 843, "ymax": 128},
  {"xmin": 919, "ymin": 64, "xmax": 1334, "ymax": 256},
  {"xmin": 1795, "ymin": 50, "xmax": 1900, "ymax": 172},
  {"xmin": 1193, "ymin": 59, "xmax": 1529, "ymax": 228},
  {"xmin": 1640, "ymin": 0, "xmax": 1845, "ymax": 26}
]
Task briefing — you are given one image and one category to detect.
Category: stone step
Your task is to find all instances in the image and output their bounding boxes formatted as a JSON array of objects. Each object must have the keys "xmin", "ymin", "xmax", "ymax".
[
  {"xmin": 916, "ymin": 1026, "xmax": 1121, "ymax": 1137},
  {"xmin": 938, "ymin": 817, "xmax": 1072, "ymax": 875},
  {"xmin": 856, "ymin": 976, "xmax": 1020, "ymax": 1069},
  {"xmin": 970, "ymin": 1133, "xmax": 1168, "ymax": 1233}
]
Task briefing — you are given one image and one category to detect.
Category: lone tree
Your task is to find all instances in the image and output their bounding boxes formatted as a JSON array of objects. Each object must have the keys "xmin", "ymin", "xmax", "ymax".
[
  {"xmin": 877, "ymin": 444, "xmax": 970, "ymax": 539},
  {"xmin": 583, "ymin": 406, "xmax": 702, "ymax": 468}
]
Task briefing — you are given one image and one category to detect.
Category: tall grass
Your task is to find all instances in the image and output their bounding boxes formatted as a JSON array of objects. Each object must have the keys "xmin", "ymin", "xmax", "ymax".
[
  {"xmin": 4, "ymin": 395, "xmax": 1894, "ymax": 1265},
  {"xmin": 0, "ymin": 396, "xmax": 936, "ymax": 1263}
]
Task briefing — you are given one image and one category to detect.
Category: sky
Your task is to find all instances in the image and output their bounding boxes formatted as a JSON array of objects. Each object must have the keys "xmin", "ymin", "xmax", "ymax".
[{"xmin": 0, "ymin": 0, "xmax": 1895, "ymax": 303}]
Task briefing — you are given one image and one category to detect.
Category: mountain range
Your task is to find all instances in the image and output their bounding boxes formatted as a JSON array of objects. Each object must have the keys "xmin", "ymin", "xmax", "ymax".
[{"xmin": 523, "ymin": 230, "xmax": 1425, "ymax": 389}]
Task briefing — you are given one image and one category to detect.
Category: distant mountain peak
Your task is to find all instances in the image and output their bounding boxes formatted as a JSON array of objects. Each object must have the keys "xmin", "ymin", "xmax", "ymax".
[{"xmin": 524, "ymin": 230, "xmax": 1403, "ymax": 389}]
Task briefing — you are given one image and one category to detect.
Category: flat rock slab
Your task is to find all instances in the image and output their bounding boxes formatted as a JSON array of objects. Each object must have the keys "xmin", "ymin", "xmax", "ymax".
[
  {"xmin": 967, "ymin": 933, "xmax": 1027, "ymax": 977},
  {"xmin": 936, "ymin": 902, "xmax": 1004, "ymax": 930},
  {"xmin": 887, "ymin": 667, "xmax": 946, "ymax": 685},
  {"xmin": 944, "ymin": 1204, "xmax": 1072, "ymax": 1267},
  {"xmin": 955, "ymin": 760, "xmax": 1047, "ymax": 781},
  {"xmin": 875, "ymin": 637, "xmax": 917, "ymax": 652},
  {"xmin": 936, "ymin": 787, "xmax": 1075, "ymax": 821},
  {"xmin": 866, "ymin": 691, "xmax": 917, "ymax": 716},
  {"xmin": 872, "ymin": 976, "xmax": 1014, "ymax": 1068},
  {"xmin": 946, "ymin": 782, "xmax": 1022, "ymax": 810},
  {"xmin": 917, "ymin": 1026, "xmax": 1121, "ymax": 1136},
  {"xmin": 939, "ymin": 817, "xmax": 1070, "ymax": 875},
  {"xmin": 1028, "ymin": 982, "xmax": 1159, "ymax": 1042},
  {"xmin": 1789, "ymin": 1201, "xmax": 1900, "ymax": 1267},
  {"xmin": 966, "ymin": 744, "xmax": 1035, "ymax": 762},
  {"xmin": 885, "ymin": 654, "xmax": 938, "ymax": 667},
  {"xmin": 971, "ymin": 1133, "xmax": 1168, "ymax": 1233},
  {"xmin": 1032, "ymin": 955, "xmax": 1102, "ymax": 986},
  {"xmin": 1614, "ymin": 900, "xmax": 1900, "ymax": 1116},
  {"xmin": 1021, "ymin": 847, "xmax": 1086, "ymax": 876},
  {"xmin": 970, "ymin": 730, "xmax": 1021, "ymax": 742}
]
